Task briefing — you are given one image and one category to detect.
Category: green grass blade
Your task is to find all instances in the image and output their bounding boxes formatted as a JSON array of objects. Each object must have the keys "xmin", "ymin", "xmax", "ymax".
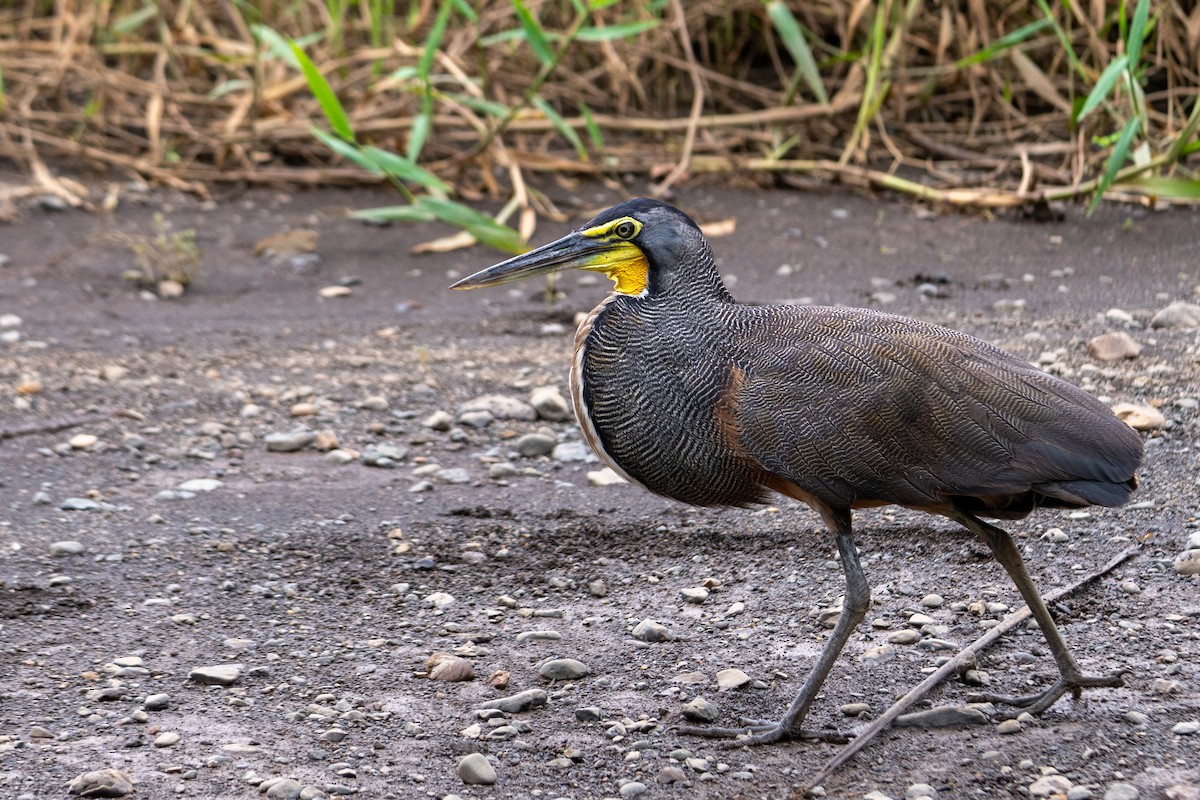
[
  {"xmin": 311, "ymin": 127, "xmax": 380, "ymax": 173},
  {"xmin": 579, "ymin": 101, "xmax": 604, "ymax": 150},
  {"xmin": 418, "ymin": 1, "xmax": 453, "ymax": 80},
  {"xmin": 588, "ymin": 0, "xmax": 623, "ymax": 9},
  {"xmin": 533, "ymin": 97, "xmax": 586, "ymax": 158},
  {"xmin": 1121, "ymin": 176, "xmax": 1200, "ymax": 199},
  {"xmin": 350, "ymin": 205, "xmax": 437, "ymax": 223},
  {"xmin": 1088, "ymin": 116, "xmax": 1139, "ymax": 215},
  {"xmin": 445, "ymin": 92, "xmax": 510, "ymax": 118},
  {"xmin": 0, "ymin": 66, "xmax": 6, "ymax": 115},
  {"xmin": 1076, "ymin": 54, "xmax": 1128, "ymax": 123},
  {"xmin": 510, "ymin": 0, "xmax": 554, "ymax": 66},
  {"xmin": 766, "ymin": 0, "xmax": 828, "ymax": 105},
  {"xmin": 112, "ymin": 5, "xmax": 158, "ymax": 35},
  {"xmin": 448, "ymin": 0, "xmax": 477, "ymax": 23},
  {"xmin": 576, "ymin": 20, "xmax": 661, "ymax": 41},
  {"xmin": 361, "ymin": 146, "xmax": 449, "ymax": 192},
  {"xmin": 1125, "ymin": 0, "xmax": 1150, "ymax": 70},
  {"xmin": 417, "ymin": 197, "xmax": 527, "ymax": 253},
  {"xmin": 252, "ymin": 25, "xmax": 302, "ymax": 68},
  {"xmin": 954, "ymin": 18, "xmax": 1053, "ymax": 69},
  {"xmin": 292, "ymin": 43, "xmax": 355, "ymax": 141},
  {"xmin": 1165, "ymin": 96, "xmax": 1200, "ymax": 163},
  {"xmin": 408, "ymin": 93, "xmax": 433, "ymax": 161}
]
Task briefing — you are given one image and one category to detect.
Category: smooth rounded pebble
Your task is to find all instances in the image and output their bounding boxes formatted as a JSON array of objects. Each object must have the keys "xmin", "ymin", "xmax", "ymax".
[
  {"xmin": 265, "ymin": 430, "xmax": 316, "ymax": 452},
  {"xmin": 1103, "ymin": 783, "xmax": 1139, "ymax": 800},
  {"xmin": 1088, "ymin": 332, "xmax": 1141, "ymax": 361},
  {"xmin": 1174, "ymin": 550, "xmax": 1200, "ymax": 576},
  {"xmin": 1171, "ymin": 720, "xmax": 1199, "ymax": 735},
  {"xmin": 1030, "ymin": 775, "xmax": 1073, "ymax": 796},
  {"xmin": 681, "ymin": 697, "xmax": 718, "ymax": 723},
  {"xmin": 479, "ymin": 688, "xmax": 547, "ymax": 713},
  {"xmin": 716, "ymin": 668, "xmax": 751, "ymax": 690},
  {"xmin": 631, "ymin": 619, "xmax": 672, "ymax": 642},
  {"xmin": 619, "ymin": 781, "xmax": 648, "ymax": 798},
  {"xmin": 188, "ymin": 664, "xmax": 243, "ymax": 686},
  {"xmin": 144, "ymin": 693, "xmax": 171, "ymax": 710},
  {"xmin": 457, "ymin": 753, "xmax": 497, "ymax": 785},
  {"xmin": 50, "ymin": 540, "xmax": 85, "ymax": 557},
  {"xmin": 530, "ymin": 385, "xmax": 570, "ymax": 421},
  {"xmin": 153, "ymin": 731, "xmax": 180, "ymax": 747},
  {"xmin": 68, "ymin": 769, "xmax": 134, "ymax": 797},
  {"xmin": 265, "ymin": 778, "xmax": 303, "ymax": 799},
  {"xmin": 1111, "ymin": 403, "xmax": 1166, "ymax": 431},
  {"xmin": 894, "ymin": 706, "xmax": 988, "ymax": 728},
  {"xmin": 460, "ymin": 394, "xmax": 536, "ymax": 421},
  {"xmin": 539, "ymin": 658, "xmax": 589, "ymax": 680}
]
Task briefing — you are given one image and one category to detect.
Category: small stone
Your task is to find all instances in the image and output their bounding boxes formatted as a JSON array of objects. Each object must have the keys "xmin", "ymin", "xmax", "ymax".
[
  {"xmin": 358, "ymin": 395, "xmax": 388, "ymax": 411},
  {"xmin": 1123, "ymin": 710, "xmax": 1150, "ymax": 725},
  {"xmin": 997, "ymin": 718, "xmax": 1022, "ymax": 734},
  {"xmin": 514, "ymin": 432, "xmax": 557, "ymax": 457},
  {"xmin": 424, "ymin": 410, "xmax": 453, "ymax": 431},
  {"xmin": 1068, "ymin": 788, "xmax": 1095, "ymax": 800},
  {"xmin": 435, "ymin": 467, "xmax": 470, "ymax": 484},
  {"xmin": 458, "ymin": 410, "xmax": 493, "ymax": 428},
  {"xmin": 907, "ymin": 784, "xmax": 938, "ymax": 799},
  {"xmin": 1173, "ymin": 550, "xmax": 1200, "ymax": 576},
  {"xmin": 715, "ymin": 668, "xmax": 752, "ymax": 690},
  {"xmin": 144, "ymin": 693, "xmax": 171, "ymax": 711},
  {"xmin": 894, "ymin": 706, "xmax": 988, "ymax": 728},
  {"xmin": 423, "ymin": 591, "xmax": 455, "ymax": 609},
  {"xmin": 318, "ymin": 285, "xmax": 352, "ymax": 298},
  {"xmin": 552, "ymin": 441, "xmax": 593, "ymax": 462},
  {"xmin": 479, "ymin": 688, "xmax": 547, "ymax": 713},
  {"xmin": 1030, "ymin": 775, "xmax": 1074, "ymax": 797},
  {"xmin": 68, "ymin": 769, "xmax": 134, "ymax": 797},
  {"xmin": 888, "ymin": 629, "xmax": 921, "ymax": 645},
  {"xmin": 1103, "ymin": 783, "xmax": 1139, "ymax": 800},
  {"xmin": 60, "ymin": 497, "xmax": 101, "ymax": 511},
  {"xmin": 1111, "ymin": 402, "xmax": 1165, "ymax": 431},
  {"xmin": 860, "ymin": 645, "xmax": 896, "ymax": 665},
  {"xmin": 539, "ymin": 658, "xmax": 589, "ymax": 680},
  {"xmin": 841, "ymin": 702, "xmax": 871, "ymax": 717},
  {"xmin": 1151, "ymin": 301, "xmax": 1200, "ymax": 328},
  {"xmin": 426, "ymin": 652, "xmax": 475, "ymax": 682},
  {"xmin": 460, "ymin": 394, "xmax": 537, "ymax": 421},
  {"xmin": 69, "ymin": 433, "xmax": 99, "ymax": 450},
  {"xmin": 1088, "ymin": 332, "xmax": 1141, "ymax": 361},
  {"xmin": 50, "ymin": 540, "xmax": 85, "ymax": 557},
  {"xmin": 530, "ymin": 386, "xmax": 571, "ymax": 421},
  {"xmin": 265, "ymin": 431, "xmax": 316, "ymax": 452},
  {"xmin": 1171, "ymin": 720, "xmax": 1200, "ymax": 735},
  {"xmin": 457, "ymin": 753, "xmax": 497, "ymax": 785},
  {"xmin": 153, "ymin": 731, "xmax": 180, "ymax": 747},
  {"xmin": 587, "ymin": 468, "xmax": 626, "ymax": 486},
  {"xmin": 265, "ymin": 778, "xmax": 303, "ymax": 799},
  {"xmin": 921, "ymin": 593, "xmax": 944, "ymax": 608},
  {"xmin": 682, "ymin": 697, "xmax": 719, "ymax": 723},
  {"xmin": 631, "ymin": 619, "xmax": 672, "ymax": 642},
  {"xmin": 657, "ymin": 766, "xmax": 688, "ymax": 784},
  {"xmin": 188, "ymin": 664, "xmax": 243, "ymax": 686},
  {"xmin": 290, "ymin": 402, "xmax": 319, "ymax": 416},
  {"xmin": 619, "ymin": 781, "xmax": 648, "ymax": 798},
  {"xmin": 313, "ymin": 430, "xmax": 339, "ymax": 451},
  {"xmin": 681, "ymin": 586, "xmax": 709, "ymax": 603},
  {"xmin": 178, "ymin": 478, "xmax": 222, "ymax": 493}
]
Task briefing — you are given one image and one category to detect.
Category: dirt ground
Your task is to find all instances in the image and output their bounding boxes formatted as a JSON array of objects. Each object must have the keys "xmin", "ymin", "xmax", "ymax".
[{"xmin": 1, "ymin": 173, "xmax": 1198, "ymax": 800}]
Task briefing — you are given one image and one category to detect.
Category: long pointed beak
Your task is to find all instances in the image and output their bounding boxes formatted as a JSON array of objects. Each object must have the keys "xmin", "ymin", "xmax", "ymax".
[{"xmin": 450, "ymin": 232, "xmax": 606, "ymax": 290}]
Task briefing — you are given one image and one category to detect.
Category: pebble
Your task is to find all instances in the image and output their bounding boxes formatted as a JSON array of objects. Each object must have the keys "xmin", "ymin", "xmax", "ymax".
[
  {"xmin": 426, "ymin": 653, "xmax": 475, "ymax": 682},
  {"xmin": 318, "ymin": 285, "xmax": 351, "ymax": 298},
  {"xmin": 153, "ymin": 731, "xmax": 180, "ymax": 747},
  {"xmin": 681, "ymin": 586, "xmax": 709, "ymax": 603},
  {"xmin": 631, "ymin": 619, "xmax": 672, "ymax": 642},
  {"xmin": 1111, "ymin": 403, "xmax": 1166, "ymax": 431},
  {"xmin": 460, "ymin": 394, "xmax": 537, "ymax": 421},
  {"xmin": 265, "ymin": 431, "xmax": 316, "ymax": 452},
  {"xmin": 435, "ymin": 467, "xmax": 470, "ymax": 484},
  {"xmin": 539, "ymin": 658, "xmax": 589, "ymax": 680},
  {"xmin": 144, "ymin": 693, "xmax": 171, "ymax": 710},
  {"xmin": 458, "ymin": 410, "xmax": 493, "ymax": 428},
  {"xmin": 1068, "ymin": 788, "xmax": 1095, "ymax": 800},
  {"xmin": 907, "ymin": 784, "xmax": 937, "ymax": 799},
  {"xmin": 423, "ymin": 410, "xmax": 453, "ymax": 431},
  {"xmin": 178, "ymin": 478, "xmax": 222, "ymax": 492},
  {"xmin": 921, "ymin": 593, "xmax": 945, "ymax": 608},
  {"xmin": 1171, "ymin": 720, "xmax": 1199, "ymax": 735},
  {"xmin": 457, "ymin": 753, "xmax": 497, "ymax": 785},
  {"xmin": 479, "ymin": 688, "xmax": 547, "ymax": 713},
  {"xmin": 265, "ymin": 778, "xmax": 303, "ymax": 799},
  {"xmin": 841, "ymin": 702, "xmax": 871, "ymax": 717},
  {"xmin": 358, "ymin": 395, "xmax": 388, "ymax": 411},
  {"xmin": 894, "ymin": 706, "xmax": 988, "ymax": 728},
  {"xmin": 60, "ymin": 497, "xmax": 101, "ymax": 511},
  {"xmin": 514, "ymin": 432, "xmax": 557, "ymax": 457},
  {"xmin": 1150, "ymin": 301, "xmax": 1200, "ymax": 328},
  {"xmin": 860, "ymin": 645, "xmax": 896, "ymax": 665},
  {"xmin": 587, "ymin": 468, "xmax": 626, "ymax": 486},
  {"xmin": 290, "ymin": 402, "xmax": 319, "ymax": 416},
  {"xmin": 1088, "ymin": 332, "xmax": 1141, "ymax": 360},
  {"xmin": 1103, "ymin": 784, "xmax": 1139, "ymax": 800},
  {"xmin": 552, "ymin": 441, "xmax": 593, "ymax": 462},
  {"xmin": 68, "ymin": 769, "xmax": 134, "ymax": 797},
  {"xmin": 682, "ymin": 697, "xmax": 719, "ymax": 722},
  {"xmin": 69, "ymin": 433, "xmax": 99, "ymax": 450},
  {"xmin": 716, "ymin": 668, "xmax": 752, "ymax": 690},
  {"xmin": 1188, "ymin": 531, "xmax": 1200, "ymax": 550},
  {"xmin": 997, "ymin": 718, "xmax": 1022, "ymax": 734},
  {"xmin": 362, "ymin": 444, "xmax": 408, "ymax": 467},
  {"xmin": 889, "ymin": 629, "xmax": 922, "ymax": 645},
  {"xmin": 1030, "ymin": 775, "xmax": 1074, "ymax": 796},
  {"xmin": 657, "ymin": 766, "xmax": 688, "ymax": 784},
  {"xmin": 188, "ymin": 664, "xmax": 243, "ymax": 686},
  {"xmin": 530, "ymin": 386, "xmax": 571, "ymax": 421},
  {"xmin": 1173, "ymin": 550, "xmax": 1200, "ymax": 576},
  {"xmin": 50, "ymin": 540, "xmax": 85, "ymax": 557},
  {"xmin": 619, "ymin": 781, "xmax": 648, "ymax": 798}
]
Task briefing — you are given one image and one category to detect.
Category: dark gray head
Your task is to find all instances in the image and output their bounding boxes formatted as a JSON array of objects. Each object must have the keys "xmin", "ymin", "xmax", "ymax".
[{"xmin": 450, "ymin": 198, "xmax": 725, "ymax": 300}]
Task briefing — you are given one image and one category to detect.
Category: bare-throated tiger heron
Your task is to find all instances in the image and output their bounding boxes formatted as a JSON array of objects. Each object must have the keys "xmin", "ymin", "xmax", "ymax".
[{"xmin": 451, "ymin": 198, "xmax": 1144, "ymax": 745}]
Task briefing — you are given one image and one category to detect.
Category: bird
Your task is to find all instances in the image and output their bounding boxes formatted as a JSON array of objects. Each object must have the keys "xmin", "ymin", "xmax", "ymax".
[{"xmin": 450, "ymin": 198, "xmax": 1144, "ymax": 745}]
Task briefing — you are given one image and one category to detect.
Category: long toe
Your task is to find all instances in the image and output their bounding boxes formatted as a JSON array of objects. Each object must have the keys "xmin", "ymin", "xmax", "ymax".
[
  {"xmin": 677, "ymin": 721, "xmax": 851, "ymax": 745},
  {"xmin": 969, "ymin": 670, "xmax": 1125, "ymax": 719}
]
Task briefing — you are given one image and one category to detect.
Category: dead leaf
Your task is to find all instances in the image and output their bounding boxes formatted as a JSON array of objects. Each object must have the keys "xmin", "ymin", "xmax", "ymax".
[
  {"xmin": 411, "ymin": 230, "xmax": 476, "ymax": 254},
  {"xmin": 699, "ymin": 217, "xmax": 736, "ymax": 238}
]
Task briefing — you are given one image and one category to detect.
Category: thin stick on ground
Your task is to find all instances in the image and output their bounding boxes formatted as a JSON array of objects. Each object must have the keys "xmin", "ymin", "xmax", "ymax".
[{"xmin": 799, "ymin": 544, "xmax": 1141, "ymax": 796}]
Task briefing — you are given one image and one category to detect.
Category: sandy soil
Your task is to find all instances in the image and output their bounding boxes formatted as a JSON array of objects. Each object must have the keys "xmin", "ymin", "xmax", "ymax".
[{"xmin": 1, "ymin": 177, "xmax": 1198, "ymax": 800}]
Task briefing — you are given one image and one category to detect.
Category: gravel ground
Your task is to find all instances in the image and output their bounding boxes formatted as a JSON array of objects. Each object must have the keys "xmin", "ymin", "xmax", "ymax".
[{"xmin": 1, "ymin": 178, "xmax": 1198, "ymax": 800}]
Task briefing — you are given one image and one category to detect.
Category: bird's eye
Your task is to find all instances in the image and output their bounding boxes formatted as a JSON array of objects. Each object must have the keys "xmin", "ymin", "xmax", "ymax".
[{"xmin": 614, "ymin": 221, "xmax": 636, "ymax": 239}]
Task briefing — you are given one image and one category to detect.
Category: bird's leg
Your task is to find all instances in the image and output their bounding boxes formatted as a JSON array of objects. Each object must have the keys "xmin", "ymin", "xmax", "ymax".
[
  {"xmin": 679, "ymin": 510, "xmax": 870, "ymax": 745},
  {"xmin": 950, "ymin": 509, "xmax": 1124, "ymax": 717}
]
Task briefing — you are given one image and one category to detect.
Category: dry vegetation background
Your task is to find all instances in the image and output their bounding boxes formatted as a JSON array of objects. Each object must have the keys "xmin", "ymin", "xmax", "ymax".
[{"xmin": 0, "ymin": 0, "xmax": 1198, "ymax": 225}]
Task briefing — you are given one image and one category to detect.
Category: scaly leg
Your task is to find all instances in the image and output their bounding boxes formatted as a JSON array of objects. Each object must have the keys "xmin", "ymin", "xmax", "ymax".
[
  {"xmin": 679, "ymin": 509, "xmax": 870, "ymax": 744},
  {"xmin": 949, "ymin": 508, "xmax": 1124, "ymax": 717}
]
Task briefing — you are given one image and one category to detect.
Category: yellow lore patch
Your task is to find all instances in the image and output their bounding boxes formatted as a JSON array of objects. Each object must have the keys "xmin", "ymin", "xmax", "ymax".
[{"xmin": 581, "ymin": 241, "xmax": 648, "ymax": 296}]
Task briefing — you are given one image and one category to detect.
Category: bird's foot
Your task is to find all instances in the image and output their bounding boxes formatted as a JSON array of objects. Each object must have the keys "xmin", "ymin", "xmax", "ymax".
[
  {"xmin": 677, "ymin": 719, "xmax": 851, "ymax": 746},
  {"xmin": 968, "ymin": 669, "xmax": 1126, "ymax": 719}
]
